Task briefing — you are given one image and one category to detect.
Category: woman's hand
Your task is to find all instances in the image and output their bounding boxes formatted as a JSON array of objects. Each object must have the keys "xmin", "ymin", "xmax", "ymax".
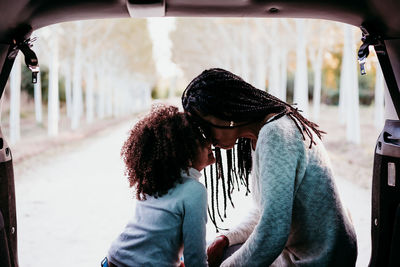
[{"xmin": 207, "ymin": 235, "xmax": 229, "ymax": 267}]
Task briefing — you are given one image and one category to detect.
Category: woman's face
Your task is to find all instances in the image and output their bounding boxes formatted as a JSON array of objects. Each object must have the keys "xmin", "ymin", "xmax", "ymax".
[
  {"xmin": 200, "ymin": 115, "xmax": 242, "ymax": 149},
  {"xmin": 209, "ymin": 127, "xmax": 240, "ymax": 149},
  {"xmin": 192, "ymin": 142, "xmax": 216, "ymax": 171}
]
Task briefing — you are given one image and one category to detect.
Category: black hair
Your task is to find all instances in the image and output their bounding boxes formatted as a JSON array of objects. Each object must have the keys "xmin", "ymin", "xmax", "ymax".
[{"xmin": 182, "ymin": 68, "xmax": 325, "ymax": 230}]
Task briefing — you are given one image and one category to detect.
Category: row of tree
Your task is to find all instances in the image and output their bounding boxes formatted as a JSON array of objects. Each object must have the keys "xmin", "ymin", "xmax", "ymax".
[
  {"xmin": 170, "ymin": 18, "xmax": 386, "ymax": 144},
  {"xmin": 4, "ymin": 18, "xmax": 387, "ymax": 145},
  {"xmin": 6, "ymin": 19, "xmax": 156, "ymax": 144}
]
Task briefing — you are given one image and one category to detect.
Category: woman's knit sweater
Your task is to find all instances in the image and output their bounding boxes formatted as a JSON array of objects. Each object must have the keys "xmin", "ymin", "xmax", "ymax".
[{"xmin": 221, "ymin": 116, "xmax": 357, "ymax": 267}]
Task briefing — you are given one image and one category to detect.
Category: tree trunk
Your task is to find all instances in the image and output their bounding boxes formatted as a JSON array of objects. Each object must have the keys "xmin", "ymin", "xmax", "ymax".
[
  {"xmin": 384, "ymin": 81, "xmax": 398, "ymax": 120},
  {"xmin": 48, "ymin": 33, "xmax": 60, "ymax": 136},
  {"xmin": 338, "ymin": 26, "xmax": 348, "ymax": 125},
  {"xmin": 64, "ymin": 65, "xmax": 72, "ymax": 118},
  {"xmin": 96, "ymin": 71, "xmax": 106, "ymax": 119},
  {"xmin": 374, "ymin": 62, "xmax": 385, "ymax": 129},
  {"xmin": 112, "ymin": 81, "xmax": 121, "ymax": 117},
  {"xmin": 141, "ymin": 83, "xmax": 152, "ymax": 112},
  {"xmin": 105, "ymin": 77, "xmax": 113, "ymax": 117},
  {"xmin": 85, "ymin": 66, "xmax": 95, "ymax": 124},
  {"xmin": 34, "ymin": 71, "xmax": 43, "ymax": 123},
  {"xmin": 293, "ymin": 20, "xmax": 309, "ymax": 116},
  {"xmin": 279, "ymin": 45, "xmax": 288, "ymax": 102},
  {"xmin": 71, "ymin": 21, "xmax": 84, "ymax": 130},
  {"xmin": 254, "ymin": 41, "xmax": 266, "ymax": 90},
  {"xmin": 268, "ymin": 21, "xmax": 281, "ymax": 98},
  {"xmin": 9, "ymin": 53, "xmax": 21, "ymax": 144},
  {"xmin": 168, "ymin": 76, "xmax": 177, "ymax": 98},
  {"xmin": 340, "ymin": 24, "xmax": 360, "ymax": 144},
  {"xmin": 240, "ymin": 21, "xmax": 250, "ymax": 82},
  {"xmin": 312, "ymin": 48, "xmax": 323, "ymax": 121}
]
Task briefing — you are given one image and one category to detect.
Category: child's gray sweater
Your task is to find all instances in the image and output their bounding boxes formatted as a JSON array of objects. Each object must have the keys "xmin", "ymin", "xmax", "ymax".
[{"xmin": 108, "ymin": 168, "xmax": 208, "ymax": 267}]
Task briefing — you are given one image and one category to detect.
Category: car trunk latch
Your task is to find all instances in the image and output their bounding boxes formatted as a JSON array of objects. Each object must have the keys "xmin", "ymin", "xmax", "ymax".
[
  {"xmin": 8, "ymin": 37, "xmax": 39, "ymax": 83},
  {"xmin": 357, "ymin": 26, "xmax": 383, "ymax": 75}
]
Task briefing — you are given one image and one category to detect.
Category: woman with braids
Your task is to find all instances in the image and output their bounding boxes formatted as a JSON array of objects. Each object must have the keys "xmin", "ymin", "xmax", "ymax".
[
  {"xmin": 182, "ymin": 68, "xmax": 357, "ymax": 267},
  {"xmin": 105, "ymin": 105, "xmax": 215, "ymax": 267}
]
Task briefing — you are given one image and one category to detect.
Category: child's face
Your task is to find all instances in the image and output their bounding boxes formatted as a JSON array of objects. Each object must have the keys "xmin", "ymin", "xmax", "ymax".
[{"xmin": 192, "ymin": 142, "xmax": 216, "ymax": 171}]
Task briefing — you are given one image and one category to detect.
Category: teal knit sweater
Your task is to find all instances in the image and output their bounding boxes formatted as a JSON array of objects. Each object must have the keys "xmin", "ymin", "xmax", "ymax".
[{"xmin": 222, "ymin": 116, "xmax": 357, "ymax": 267}]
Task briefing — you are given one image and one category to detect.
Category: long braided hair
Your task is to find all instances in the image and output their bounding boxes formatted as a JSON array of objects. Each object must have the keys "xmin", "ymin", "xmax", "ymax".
[{"xmin": 182, "ymin": 68, "xmax": 325, "ymax": 230}]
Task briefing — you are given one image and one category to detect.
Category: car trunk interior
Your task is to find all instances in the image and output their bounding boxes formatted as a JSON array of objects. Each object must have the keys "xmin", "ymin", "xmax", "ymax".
[{"xmin": 0, "ymin": 1, "xmax": 399, "ymax": 266}]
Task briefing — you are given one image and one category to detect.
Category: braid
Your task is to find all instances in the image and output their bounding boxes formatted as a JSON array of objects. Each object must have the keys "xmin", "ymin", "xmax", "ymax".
[
  {"xmin": 204, "ymin": 162, "xmax": 228, "ymax": 232},
  {"xmin": 237, "ymin": 138, "xmax": 251, "ymax": 195},
  {"xmin": 214, "ymin": 148, "xmax": 224, "ymax": 222},
  {"xmin": 209, "ymin": 163, "xmax": 217, "ymax": 230},
  {"xmin": 183, "ymin": 68, "xmax": 325, "ymax": 230},
  {"xmin": 226, "ymin": 149, "xmax": 235, "ymax": 208}
]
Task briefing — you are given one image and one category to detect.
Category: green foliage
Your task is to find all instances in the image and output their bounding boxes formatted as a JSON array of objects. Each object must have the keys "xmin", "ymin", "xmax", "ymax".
[
  {"xmin": 285, "ymin": 72, "xmax": 294, "ymax": 103},
  {"xmin": 321, "ymin": 51, "xmax": 341, "ymax": 105},
  {"xmin": 151, "ymin": 85, "xmax": 168, "ymax": 99},
  {"xmin": 358, "ymin": 71, "xmax": 375, "ymax": 105},
  {"xmin": 317, "ymin": 50, "xmax": 376, "ymax": 106},
  {"xmin": 322, "ymin": 88, "xmax": 340, "ymax": 105},
  {"xmin": 21, "ymin": 65, "xmax": 66, "ymax": 103},
  {"xmin": 282, "ymin": 70, "xmax": 314, "ymax": 104}
]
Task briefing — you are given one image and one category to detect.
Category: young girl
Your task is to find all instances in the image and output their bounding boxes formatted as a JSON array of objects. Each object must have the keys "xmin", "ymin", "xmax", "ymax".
[{"xmin": 105, "ymin": 105, "xmax": 215, "ymax": 267}]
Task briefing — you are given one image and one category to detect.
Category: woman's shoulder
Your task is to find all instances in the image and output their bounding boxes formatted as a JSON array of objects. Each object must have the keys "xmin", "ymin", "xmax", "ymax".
[{"xmin": 258, "ymin": 115, "xmax": 303, "ymax": 145}]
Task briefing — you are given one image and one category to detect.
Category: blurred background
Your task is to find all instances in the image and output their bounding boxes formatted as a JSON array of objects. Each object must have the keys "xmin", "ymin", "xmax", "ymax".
[{"xmin": 2, "ymin": 17, "xmax": 384, "ymax": 266}]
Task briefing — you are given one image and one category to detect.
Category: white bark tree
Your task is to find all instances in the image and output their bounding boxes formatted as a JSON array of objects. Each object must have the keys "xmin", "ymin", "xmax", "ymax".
[
  {"xmin": 33, "ymin": 26, "xmax": 63, "ymax": 135},
  {"xmin": 85, "ymin": 66, "xmax": 95, "ymax": 124},
  {"xmin": 9, "ymin": 53, "xmax": 22, "ymax": 144},
  {"xmin": 308, "ymin": 24, "xmax": 327, "ymax": 121},
  {"xmin": 293, "ymin": 19, "xmax": 309, "ymax": 117},
  {"xmin": 168, "ymin": 76, "xmax": 177, "ymax": 98},
  {"xmin": 279, "ymin": 45, "xmax": 288, "ymax": 101},
  {"xmin": 374, "ymin": 61, "xmax": 385, "ymax": 129},
  {"xmin": 96, "ymin": 63, "xmax": 107, "ymax": 120},
  {"xmin": 312, "ymin": 52, "xmax": 323, "ymax": 121},
  {"xmin": 47, "ymin": 30, "xmax": 60, "ymax": 136},
  {"xmin": 267, "ymin": 20, "xmax": 281, "ymax": 98},
  {"xmin": 254, "ymin": 39, "xmax": 267, "ymax": 90},
  {"xmin": 34, "ymin": 71, "xmax": 43, "ymax": 123},
  {"xmin": 71, "ymin": 21, "xmax": 84, "ymax": 130},
  {"xmin": 339, "ymin": 24, "xmax": 360, "ymax": 144},
  {"xmin": 277, "ymin": 19, "xmax": 296, "ymax": 101},
  {"xmin": 105, "ymin": 75, "xmax": 113, "ymax": 118},
  {"xmin": 64, "ymin": 65, "xmax": 72, "ymax": 118},
  {"xmin": 240, "ymin": 20, "xmax": 250, "ymax": 82},
  {"xmin": 384, "ymin": 81, "xmax": 398, "ymax": 120}
]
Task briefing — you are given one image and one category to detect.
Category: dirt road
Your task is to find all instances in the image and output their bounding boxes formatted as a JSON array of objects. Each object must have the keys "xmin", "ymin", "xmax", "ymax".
[{"xmin": 14, "ymin": 117, "xmax": 371, "ymax": 267}]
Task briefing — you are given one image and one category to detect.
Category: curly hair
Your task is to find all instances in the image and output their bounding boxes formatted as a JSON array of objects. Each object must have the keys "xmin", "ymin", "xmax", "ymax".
[{"xmin": 121, "ymin": 105, "xmax": 206, "ymax": 200}]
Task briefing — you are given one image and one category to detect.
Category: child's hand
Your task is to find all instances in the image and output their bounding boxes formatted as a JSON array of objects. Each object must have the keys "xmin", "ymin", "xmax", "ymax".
[{"xmin": 207, "ymin": 235, "xmax": 229, "ymax": 267}]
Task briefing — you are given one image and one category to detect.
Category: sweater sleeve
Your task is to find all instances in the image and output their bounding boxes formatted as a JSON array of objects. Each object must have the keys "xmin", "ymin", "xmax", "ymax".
[
  {"xmin": 182, "ymin": 181, "xmax": 208, "ymax": 267},
  {"xmin": 224, "ymin": 207, "xmax": 260, "ymax": 245},
  {"xmin": 221, "ymin": 119, "xmax": 307, "ymax": 266}
]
